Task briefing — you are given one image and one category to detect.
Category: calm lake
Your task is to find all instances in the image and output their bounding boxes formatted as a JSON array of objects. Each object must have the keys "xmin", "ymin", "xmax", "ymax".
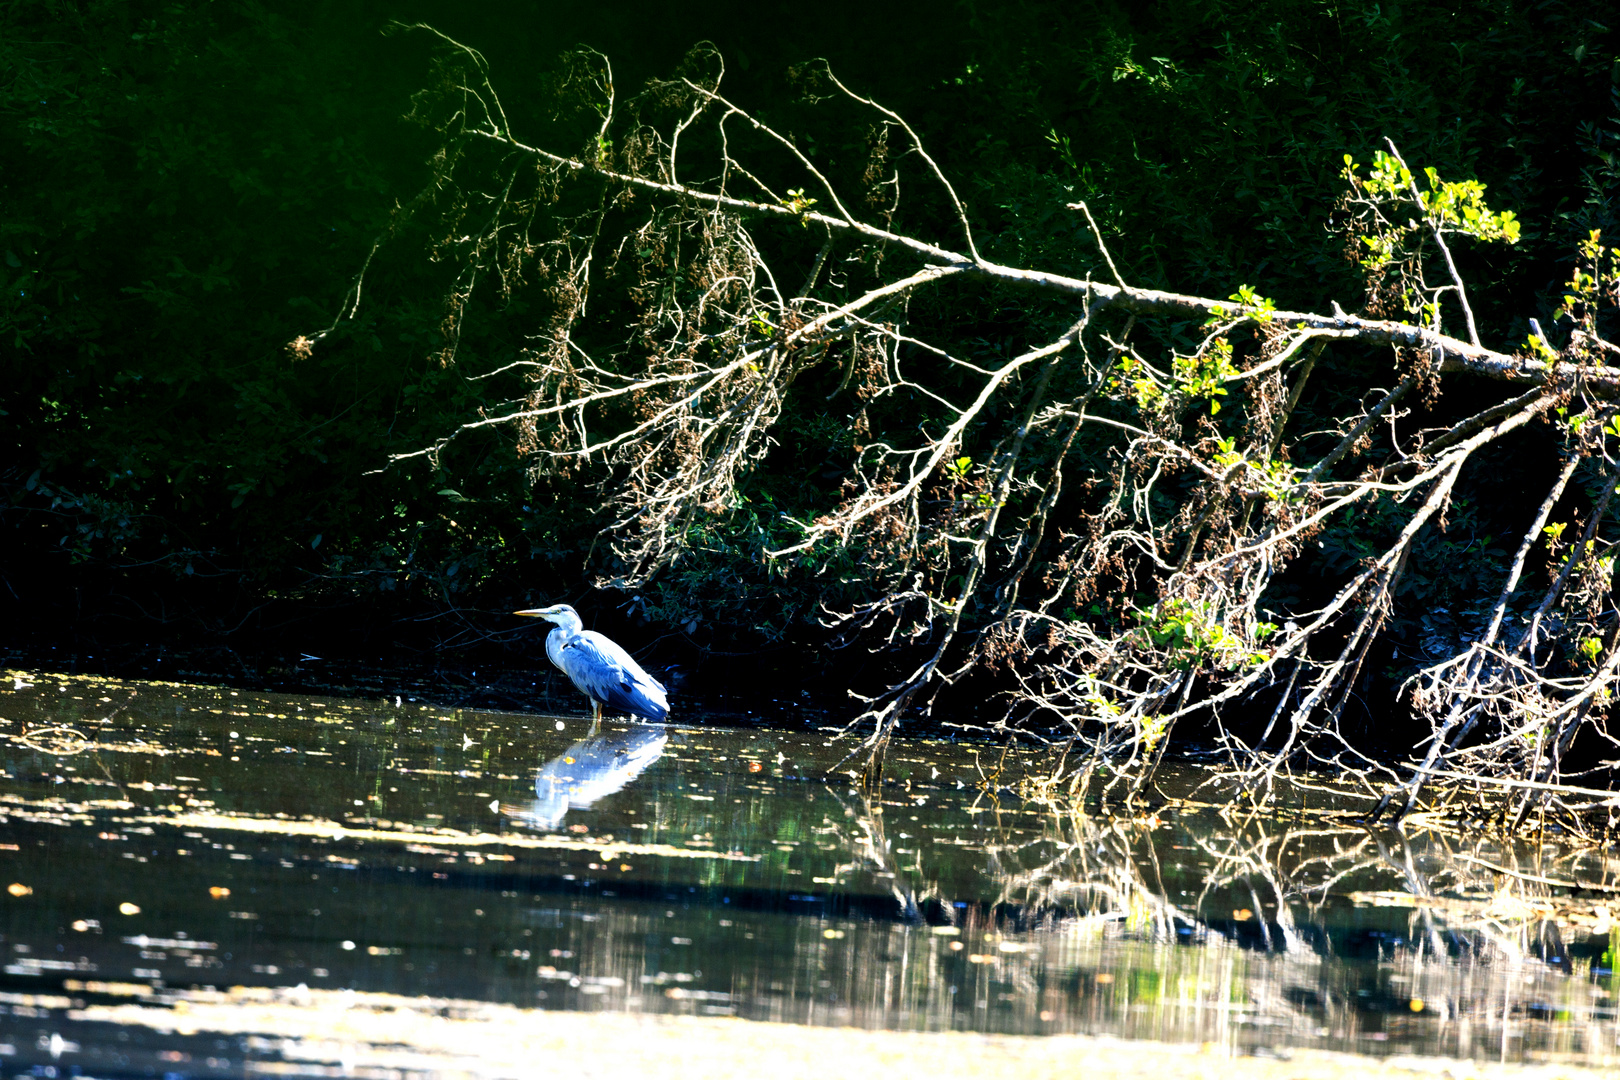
[{"xmin": 0, "ymin": 670, "xmax": 1615, "ymax": 1076}]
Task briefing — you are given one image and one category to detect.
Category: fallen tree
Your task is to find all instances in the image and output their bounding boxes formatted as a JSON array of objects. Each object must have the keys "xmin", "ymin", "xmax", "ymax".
[{"xmin": 324, "ymin": 30, "xmax": 1620, "ymax": 831}]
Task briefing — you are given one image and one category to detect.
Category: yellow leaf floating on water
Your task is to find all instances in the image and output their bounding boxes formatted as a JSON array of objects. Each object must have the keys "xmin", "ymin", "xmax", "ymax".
[
  {"xmin": 119, "ymin": 902, "xmax": 140, "ymax": 915},
  {"xmin": 209, "ymin": 887, "xmax": 231, "ymax": 899},
  {"xmin": 7, "ymin": 883, "xmax": 32, "ymax": 897}
]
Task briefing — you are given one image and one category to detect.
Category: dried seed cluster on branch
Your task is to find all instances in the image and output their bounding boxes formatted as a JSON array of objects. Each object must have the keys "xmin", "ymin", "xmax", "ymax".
[{"xmin": 329, "ymin": 30, "xmax": 1620, "ymax": 832}]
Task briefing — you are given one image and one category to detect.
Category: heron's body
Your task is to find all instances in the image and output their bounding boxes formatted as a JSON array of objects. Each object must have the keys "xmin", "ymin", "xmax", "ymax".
[{"xmin": 515, "ymin": 604, "xmax": 669, "ymax": 722}]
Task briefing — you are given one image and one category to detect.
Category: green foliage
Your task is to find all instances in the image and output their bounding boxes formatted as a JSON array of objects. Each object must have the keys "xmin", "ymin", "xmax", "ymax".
[
  {"xmin": 1113, "ymin": 354, "xmax": 1164, "ymax": 412},
  {"xmin": 1525, "ymin": 332, "xmax": 1560, "ymax": 363},
  {"xmin": 1132, "ymin": 599, "xmax": 1267, "ymax": 672},
  {"xmin": 1171, "ymin": 338, "xmax": 1239, "ymax": 415},
  {"xmin": 781, "ymin": 187, "xmax": 819, "ymax": 222},
  {"xmin": 962, "ymin": 0, "xmax": 1612, "ymax": 334},
  {"xmin": 1205, "ymin": 285, "xmax": 1276, "ymax": 327},
  {"xmin": 1338, "ymin": 147, "xmax": 1524, "ymax": 331},
  {"xmin": 1109, "ymin": 337, "xmax": 1244, "ymax": 419},
  {"xmin": 1347, "ymin": 150, "xmax": 1522, "ymax": 244},
  {"xmin": 1558, "ymin": 230, "xmax": 1620, "ymax": 328}
]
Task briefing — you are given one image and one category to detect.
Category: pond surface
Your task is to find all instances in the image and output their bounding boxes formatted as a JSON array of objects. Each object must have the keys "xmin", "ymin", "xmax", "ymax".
[{"xmin": 0, "ymin": 671, "xmax": 1615, "ymax": 1076}]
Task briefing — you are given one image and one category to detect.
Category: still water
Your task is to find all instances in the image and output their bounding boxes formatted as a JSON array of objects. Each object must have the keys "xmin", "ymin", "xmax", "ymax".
[{"xmin": 0, "ymin": 671, "xmax": 1614, "ymax": 1074}]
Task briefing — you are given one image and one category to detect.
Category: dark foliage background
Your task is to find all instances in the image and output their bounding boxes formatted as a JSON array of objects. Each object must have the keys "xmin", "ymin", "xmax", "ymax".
[{"xmin": 3, "ymin": 0, "xmax": 1617, "ymax": 716}]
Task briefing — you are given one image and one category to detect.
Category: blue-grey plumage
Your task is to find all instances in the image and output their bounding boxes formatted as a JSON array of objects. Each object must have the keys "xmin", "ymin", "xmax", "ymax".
[
  {"xmin": 513, "ymin": 603, "xmax": 670, "ymax": 722},
  {"xmin": 511, "ymin": 725, "xmax": 670, "ymax": 830}
]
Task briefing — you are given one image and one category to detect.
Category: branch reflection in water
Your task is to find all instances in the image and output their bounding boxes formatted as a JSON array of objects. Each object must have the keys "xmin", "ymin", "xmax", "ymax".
[
  {"xmin": 920, "ymin": 786, "xmax": 1616, "ymax": 1058},
  {"xmin": 631, "ymin": 774, "xmax": 1617, "ymax": 1060}
]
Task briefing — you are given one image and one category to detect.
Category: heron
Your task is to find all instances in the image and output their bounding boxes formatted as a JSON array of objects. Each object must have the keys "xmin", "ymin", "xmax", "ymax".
[{"xmin": 513, "ymin": 603, "xmax": 669, "ymax": 723}]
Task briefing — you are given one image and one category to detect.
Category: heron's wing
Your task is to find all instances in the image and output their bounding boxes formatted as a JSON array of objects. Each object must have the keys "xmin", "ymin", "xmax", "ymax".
[{"xmin": 559, "ymin": 632, "xmax": 669, "ymax": 721}]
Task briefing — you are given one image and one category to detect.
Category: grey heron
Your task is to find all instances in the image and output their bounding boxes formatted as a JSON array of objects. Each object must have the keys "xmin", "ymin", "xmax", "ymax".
[{"xmin": 513, "ymin": 603, "xmax": 670, "ymax": 722}]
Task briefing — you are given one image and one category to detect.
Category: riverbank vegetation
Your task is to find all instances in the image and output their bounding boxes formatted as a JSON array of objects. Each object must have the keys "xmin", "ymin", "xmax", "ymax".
[{"xmin": 5, "ymin": 2, "xmax": 1619, "ymax": 826}]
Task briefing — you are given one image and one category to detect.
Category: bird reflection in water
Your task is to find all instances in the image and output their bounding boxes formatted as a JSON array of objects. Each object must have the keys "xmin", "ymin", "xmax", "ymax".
[{"xmin": 507, "ymin": 724, "xmax": 669, "ymax": 831}]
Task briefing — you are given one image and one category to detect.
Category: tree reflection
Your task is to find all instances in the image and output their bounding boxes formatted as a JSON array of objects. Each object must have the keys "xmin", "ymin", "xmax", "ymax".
[{"xmin": 732, "ymin": 774, "xmax": 1619, "ymax": 1058}]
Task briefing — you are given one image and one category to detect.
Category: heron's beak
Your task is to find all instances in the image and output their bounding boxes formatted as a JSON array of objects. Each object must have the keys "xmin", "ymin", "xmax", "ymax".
[{"xmin": 513, "ymin": 609, "xmax": 549, "ymax": 618}]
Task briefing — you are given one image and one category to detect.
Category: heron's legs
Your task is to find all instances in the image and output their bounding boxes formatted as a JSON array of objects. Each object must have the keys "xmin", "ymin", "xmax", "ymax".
[{"xmin": 591, "ymin": 700, "xmax": 602, "ymax": 725}]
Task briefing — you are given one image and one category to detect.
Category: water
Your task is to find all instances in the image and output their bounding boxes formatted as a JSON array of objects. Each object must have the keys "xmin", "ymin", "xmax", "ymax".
[{"xmin": 0, "ymin": 670, "xmax": 1615, "ymax": 1075}]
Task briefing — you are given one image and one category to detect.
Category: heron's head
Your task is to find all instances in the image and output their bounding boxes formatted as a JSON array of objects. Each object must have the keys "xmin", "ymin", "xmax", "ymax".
[{"xmin": 513, "ymin": 603, "xmax": 579, "ymax": 626}]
